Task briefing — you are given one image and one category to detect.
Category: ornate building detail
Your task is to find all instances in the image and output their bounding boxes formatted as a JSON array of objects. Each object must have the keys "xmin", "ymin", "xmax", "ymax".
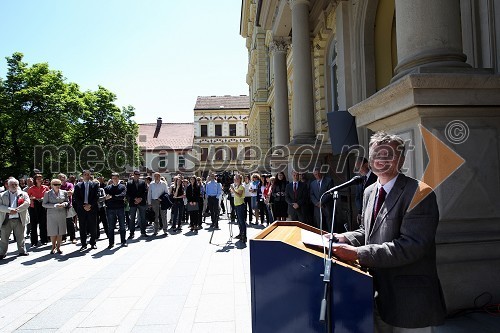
[{"xmin": 269, "ymin": 38, "xmax": 290, "ymax": 54}]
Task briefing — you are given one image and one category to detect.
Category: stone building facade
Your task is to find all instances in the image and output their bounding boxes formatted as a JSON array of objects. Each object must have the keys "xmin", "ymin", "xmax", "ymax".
[
  {"xmin": 241, "ymin": 0, "xmax": 500, "ymax": 313},
  {"xmin": 193, "ymin": 95, "xmax": 254, "ymax": 176}
]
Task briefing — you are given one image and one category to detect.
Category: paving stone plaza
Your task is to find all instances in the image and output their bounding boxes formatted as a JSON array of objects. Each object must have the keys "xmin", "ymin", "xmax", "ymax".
[{"xmin": 0, "ymin": 212, "xmax": 260, "ymax": 332}]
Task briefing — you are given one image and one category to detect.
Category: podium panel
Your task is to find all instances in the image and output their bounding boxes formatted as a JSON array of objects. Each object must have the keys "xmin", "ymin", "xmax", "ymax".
[{"xmin": 250, "ymin": 222, "xmax": 373, "ymax": 333}]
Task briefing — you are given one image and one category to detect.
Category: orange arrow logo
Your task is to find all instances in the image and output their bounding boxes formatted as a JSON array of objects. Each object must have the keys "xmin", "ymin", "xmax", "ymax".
[{"xmin": 409, "ymin": 125, "xmax": 465, "ymax": 210}]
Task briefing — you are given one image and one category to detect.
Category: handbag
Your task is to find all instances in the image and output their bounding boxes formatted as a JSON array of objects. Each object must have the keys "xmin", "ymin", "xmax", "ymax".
[
  {"xmin": 145, "ymin": 206, "xmax": 156, "ymax": 222},
  {"xmin": 66, "ymin": 206, "xmax": 77, "ymax": 218},
  {"xmin": 187, "ymin": 202, "xmax": 199, "ymax": 212}
]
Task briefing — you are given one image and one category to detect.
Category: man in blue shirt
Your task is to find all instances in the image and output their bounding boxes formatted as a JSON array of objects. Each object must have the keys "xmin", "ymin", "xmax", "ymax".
[{"xmin": 205, "ymin": 173, "xmax": 222, "ymax": 229}]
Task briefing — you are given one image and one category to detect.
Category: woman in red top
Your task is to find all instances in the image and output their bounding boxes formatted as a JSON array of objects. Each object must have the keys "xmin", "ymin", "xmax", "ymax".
[
  {"xmin": 263, "ymin": 176, "xmax": 275, "ymax": 225},
  {"xmin": 263, "ymin": 177, "xmax": 273, "ymax": 204},
  {"xmin": 257, "ymin": 176, "xmax": 270, "ymax": 225},
  {"xmin": 27, "ymin": 174, "xmax": 49, "ymax": 246}
]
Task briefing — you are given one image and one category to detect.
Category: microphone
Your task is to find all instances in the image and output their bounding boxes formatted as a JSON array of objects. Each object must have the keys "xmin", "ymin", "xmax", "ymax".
[{"xmin": 325, "ymin": 176, "xmax": 364, "ymax": 194}]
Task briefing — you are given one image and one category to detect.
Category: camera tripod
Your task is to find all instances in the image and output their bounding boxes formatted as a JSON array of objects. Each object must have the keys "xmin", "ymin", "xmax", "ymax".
[{"xmin": 208, "ymin": 193, "xmax": 235, "ymax": 246}]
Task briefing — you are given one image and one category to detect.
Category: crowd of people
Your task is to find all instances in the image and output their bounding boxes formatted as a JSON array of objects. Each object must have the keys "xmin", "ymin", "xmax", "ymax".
[
  {"xmin": 0, "ymin": 166, "xmax": 340, "ymax": 259},
  {"xmin": 1, "ymin": 130, "xmax": 448, "ymax": 331}
]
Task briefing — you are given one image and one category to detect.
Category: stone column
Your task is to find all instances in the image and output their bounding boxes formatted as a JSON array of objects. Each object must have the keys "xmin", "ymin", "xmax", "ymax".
[
  {"xmin": 270, "ymin": 38, "xmax": 291, "ymax": 147},
  {"xmin": 289, "ymin": 0, "xmax": 316, "ymax": 144},
  {"xmin": 393, "ymin": 0, "xmax": 469, "ymax": 81}
]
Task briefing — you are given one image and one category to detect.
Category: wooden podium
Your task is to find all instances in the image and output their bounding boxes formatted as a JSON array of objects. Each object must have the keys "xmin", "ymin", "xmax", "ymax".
[{"xmin": 250, "ymin": 221, "xmax": 373, "ymax": 333}]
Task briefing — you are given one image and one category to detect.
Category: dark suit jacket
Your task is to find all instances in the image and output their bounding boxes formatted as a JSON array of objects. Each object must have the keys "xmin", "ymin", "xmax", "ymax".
[
  {"xmin": 343, "ymin": 174, "xmax": 446, "ymax": 328},
  {"xmin": 310, "ymin": 176, "xmax": 334, "ymax": 207},
  {"xmin": 72, "ymin": 181, "xmax": 99, "ymax": 214},
  {"xmin": 285, "ymin": 181, "xmax": 309, "ymax": 216},
  {"xmin": 126, "ymin": 179, "xmax": 148, "ymax": 206},
  {"xmin": 355, "ymin": 172, "xmax": 378, "ymax": 214},
  {"xmin": 186, "ymin": 184, "xmax": 201, "ymax": 203}
]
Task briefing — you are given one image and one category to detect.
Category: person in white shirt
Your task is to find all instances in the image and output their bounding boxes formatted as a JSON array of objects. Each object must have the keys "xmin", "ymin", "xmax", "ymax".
[
  {"xmin": 147, "ymin": 172, "xmax": 169, "ymax": 235},
  {"xmin": 243, "ymin": 175, "xmax": 253, "ymax": 224},
  {"xmin": 248, "ymin": 174, "xmax": 261, "ymax": 224}
]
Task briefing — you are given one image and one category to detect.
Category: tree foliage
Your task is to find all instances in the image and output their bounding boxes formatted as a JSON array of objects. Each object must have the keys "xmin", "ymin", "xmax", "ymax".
[{"xmin": 0, "ymin": 52, "xmax": 139, "ymax": 179}]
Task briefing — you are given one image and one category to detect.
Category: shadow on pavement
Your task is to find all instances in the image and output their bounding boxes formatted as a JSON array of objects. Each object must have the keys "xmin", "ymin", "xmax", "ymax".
[
  {"xmin": 183, "ymin": 230, "xmax": 199, "ymax": 237},
  {"xmin": 91, "ymin": 246, "xmax": 121, "ymax": 259},
  {"xmin": 0, "ymin": 253, "xmax": 19, "ymax": 265},
  {"xmin": 22, "ymin": 252, "xmax": 58, "ymax": 265},
  {"xmin": 57, "ymin": 249, "xmax": 86, "ymax": 261}
]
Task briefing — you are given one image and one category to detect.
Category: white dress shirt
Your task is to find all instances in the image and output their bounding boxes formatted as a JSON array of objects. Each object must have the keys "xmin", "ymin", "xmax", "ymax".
[
  {"xmin": 147, "ymin": 181, "xmax": 169, "ymax": 205},
  {"xmin": 8, "ymin": 191, "xmax": 20, "ymax": 219}
]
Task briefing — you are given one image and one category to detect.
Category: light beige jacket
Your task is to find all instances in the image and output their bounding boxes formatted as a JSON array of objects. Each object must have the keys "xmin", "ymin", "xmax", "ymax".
[{"xmin": 0, "ymin": 189, "xmax": 31, "ymax": 226}]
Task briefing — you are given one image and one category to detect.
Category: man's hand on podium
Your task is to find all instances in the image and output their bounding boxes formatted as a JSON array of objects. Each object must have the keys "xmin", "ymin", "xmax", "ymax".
[
  {"xmin": 324, "ymin": 233, "xmax": 348, "ymax": 244},
  {"xmin": 335, "ymin": 233, "xmax": 349, "ymax": 243},
  {"xmin": 332, "ymin": 244, "xmax": 358, "ymax": 262}
]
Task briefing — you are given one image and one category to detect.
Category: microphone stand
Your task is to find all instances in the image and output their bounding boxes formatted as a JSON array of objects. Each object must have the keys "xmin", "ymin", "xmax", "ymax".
[{"xmin": 319, "ymin": 191, "xmax": 339, "ymax": 332}]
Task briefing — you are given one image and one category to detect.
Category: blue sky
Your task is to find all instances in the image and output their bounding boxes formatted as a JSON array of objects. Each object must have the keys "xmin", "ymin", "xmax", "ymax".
[{"xmin": 0, "ymin": 0, "xmax": 249, "ymax": 124}]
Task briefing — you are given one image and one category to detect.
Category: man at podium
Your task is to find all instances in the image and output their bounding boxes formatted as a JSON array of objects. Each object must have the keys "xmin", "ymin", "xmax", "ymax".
[{"xmin": 331, "ymin": 132, "xmax": 447, "ymax": 332}]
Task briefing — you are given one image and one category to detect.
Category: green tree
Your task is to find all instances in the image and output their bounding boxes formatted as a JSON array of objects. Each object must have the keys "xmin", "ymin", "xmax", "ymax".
[
  {"xmin": 72, "ymin": 87, "xmax": 139, "ymax": 176},
  {"xmin": 0, "ymin": 52, "xmax": 139, "ymax": 179}
]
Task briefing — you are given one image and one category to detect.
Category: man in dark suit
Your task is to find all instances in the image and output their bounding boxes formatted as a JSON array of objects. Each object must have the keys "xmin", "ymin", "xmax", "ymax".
[
  {"xmin": 300, "ymin": 173, "xmax": 315, "ymax": 226},
  {"xmin": 332, "ymin": 132, "xmax": 446, "ymax": 331},
  {"xmin": 73, "ymin": 169, "xmax": 99, "ymax": 251},
  {"xmin": 354, "ymin": 157, "xmax": 378, "ymax": 226},
  {"xmin": 310, "ymin": 167, "xmax": 335, "ymax": 232},
  {"xmin": 126, "ymin": 170, "xmax": 149, "ymax": 238},
  {"xmin": 285, "ymin": 170, "xmax": 309, "ymax": 223}
]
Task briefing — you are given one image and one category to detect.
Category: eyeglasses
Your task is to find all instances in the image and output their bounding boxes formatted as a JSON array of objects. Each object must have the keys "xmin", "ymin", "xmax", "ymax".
[
  {"xmin": 53, "ymin": 184, "xmax": 62, "ymax": 186},
  {"xmin": 371, "ymin": 153, "xmax": 400, "ymax": 161}
]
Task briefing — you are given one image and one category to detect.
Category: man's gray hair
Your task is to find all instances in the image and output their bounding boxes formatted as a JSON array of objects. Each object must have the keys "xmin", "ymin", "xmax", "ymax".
[
  {"xmin": 8, "ymin": 178, "xmax": 19, "ymax": 186},
  {"xmin": 369, "ymin": 131, "xmax": 406, "ymax": 157}
]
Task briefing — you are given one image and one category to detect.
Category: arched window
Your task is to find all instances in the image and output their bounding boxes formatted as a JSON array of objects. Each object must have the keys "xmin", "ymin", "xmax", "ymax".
[{"xmin": 328, "ymin": 40, "xmax": 339, "ymax": 112}]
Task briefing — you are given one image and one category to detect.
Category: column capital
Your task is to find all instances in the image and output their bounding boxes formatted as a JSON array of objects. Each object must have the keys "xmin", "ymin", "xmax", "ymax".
[
  {"xmin": 269, "ymin": 38, "xmax": 291, "ymax": 54},
  {"xmin": 288, "ymin": 0, "xmax": 310, "ymax": 10}
]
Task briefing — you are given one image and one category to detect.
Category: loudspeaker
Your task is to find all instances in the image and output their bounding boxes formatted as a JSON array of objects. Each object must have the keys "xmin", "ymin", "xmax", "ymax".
[{"xmin": 327, "ymin": 111, "xmax": 359, "ymax": 155}]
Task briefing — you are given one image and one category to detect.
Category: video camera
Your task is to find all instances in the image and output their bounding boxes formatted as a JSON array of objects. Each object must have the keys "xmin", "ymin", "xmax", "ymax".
[{"xmin": 217, "ymin": 171, "xmax": 233, "ymax": 194}]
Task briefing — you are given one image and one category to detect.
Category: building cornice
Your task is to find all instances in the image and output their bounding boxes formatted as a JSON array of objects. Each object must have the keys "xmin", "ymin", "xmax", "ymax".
[{"xmin": 349, "ymin": 71, "xmax": 500, "ymax": 127}]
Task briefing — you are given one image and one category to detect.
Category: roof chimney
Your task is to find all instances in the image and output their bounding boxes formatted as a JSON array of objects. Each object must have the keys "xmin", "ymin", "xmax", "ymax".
[{"xmin": 154, "ymin": 117, "xmax": 162, "ymax": 138}]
